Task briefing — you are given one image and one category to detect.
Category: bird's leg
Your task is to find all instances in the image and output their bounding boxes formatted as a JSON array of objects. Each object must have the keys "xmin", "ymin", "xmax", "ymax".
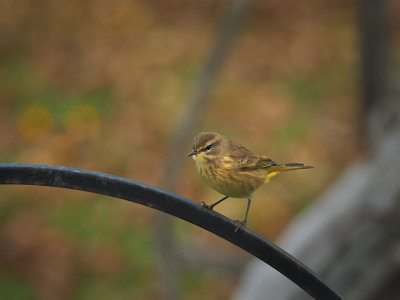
[
  {"xmin": 234, "ymin": 197, "xmax": 252, "ymax": 233},
  {"xmin": 201, "ymin": 196, "xmax": 229, "ymax": 210}
]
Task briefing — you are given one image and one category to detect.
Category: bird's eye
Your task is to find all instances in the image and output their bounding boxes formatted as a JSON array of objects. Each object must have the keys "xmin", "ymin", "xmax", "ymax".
[{"xmin": 205, "ymin": 144, "xmax": 213, "ymax": 151}]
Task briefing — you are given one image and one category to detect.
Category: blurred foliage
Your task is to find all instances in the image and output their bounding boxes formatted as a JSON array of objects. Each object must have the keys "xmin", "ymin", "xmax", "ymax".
[
  {"xmin": 0, "ymin": 0, "xmax": 399, "ymax": 299},
  {"xmin": 0, "ymin": 269, "xmax": 36, "ymax": 299}
]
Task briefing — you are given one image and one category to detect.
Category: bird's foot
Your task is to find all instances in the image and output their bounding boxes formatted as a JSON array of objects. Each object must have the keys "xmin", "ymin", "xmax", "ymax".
[
  {"xmin": 200, "ymin": 201, "xmax": 212, "ymax": 210},
  {"xmin": 234, "ymin": 219, "xmax": 247, "ymax": 234}
]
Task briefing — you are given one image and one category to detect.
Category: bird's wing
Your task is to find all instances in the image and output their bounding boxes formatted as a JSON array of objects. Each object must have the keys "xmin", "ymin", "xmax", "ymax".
[
  {"xmin": 255, "ymin": 155, "xmax": 277, "ymax": 169},
  {"xmin": 225, "ymin": 141, "xmax": 275, "ymax": 170},
  {"xmin": 236, "ymin": 153, "xmax": 261, "ymax": 169}
]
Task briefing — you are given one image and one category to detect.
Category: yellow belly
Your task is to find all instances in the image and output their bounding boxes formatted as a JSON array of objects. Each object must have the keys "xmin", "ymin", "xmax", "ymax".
[{"xmin": 197, "ymin": 164, "xmax": 267, "ymax": 198}]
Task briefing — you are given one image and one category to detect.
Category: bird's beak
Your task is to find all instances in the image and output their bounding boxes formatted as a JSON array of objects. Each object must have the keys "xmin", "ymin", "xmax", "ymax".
[{"xmin": 187, "ymin": 149, "xmax": 198, "ymax": 157}]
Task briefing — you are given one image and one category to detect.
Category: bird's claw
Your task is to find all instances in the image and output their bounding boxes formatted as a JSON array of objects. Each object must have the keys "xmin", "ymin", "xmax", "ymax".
[
  {"xmin": 234, "ymin": 220, "xmax": 247, "ymax": 233},
  {"xmin": 200, "ymin": 201, "xmax": 212, "ymax": 209}
]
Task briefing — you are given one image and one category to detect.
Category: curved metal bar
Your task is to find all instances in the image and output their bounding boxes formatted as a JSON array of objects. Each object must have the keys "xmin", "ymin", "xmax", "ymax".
[{"xmin": 0, "ymin": 163, "xmax": 343, "ymax": 300}]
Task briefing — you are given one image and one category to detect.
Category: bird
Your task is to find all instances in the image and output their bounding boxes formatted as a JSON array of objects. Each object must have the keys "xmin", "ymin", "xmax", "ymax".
[{"xmin": 187, "ymin": 132, "xmax": 313, "ymax": 233}]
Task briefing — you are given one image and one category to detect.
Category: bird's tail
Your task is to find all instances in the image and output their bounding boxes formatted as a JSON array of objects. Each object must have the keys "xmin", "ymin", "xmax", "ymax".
[
  {"xmin": 270, "ymin": 163, "xmax": 313, "ymax": 173},
  {"xmin": 266, "ymin": 163, "xmax": 313, "ymax": 182}
]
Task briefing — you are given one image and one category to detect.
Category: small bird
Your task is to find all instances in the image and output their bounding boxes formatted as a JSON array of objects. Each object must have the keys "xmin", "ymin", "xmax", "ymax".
[{"xmin": 188, "ymin": 132, "xmax": 313, "ymax": 233}]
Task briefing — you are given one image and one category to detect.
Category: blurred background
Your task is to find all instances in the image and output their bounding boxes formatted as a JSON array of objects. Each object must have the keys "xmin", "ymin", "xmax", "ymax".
[{"xmin": 0, "ymin": 0, "xmax": 399, "ymax": 299}]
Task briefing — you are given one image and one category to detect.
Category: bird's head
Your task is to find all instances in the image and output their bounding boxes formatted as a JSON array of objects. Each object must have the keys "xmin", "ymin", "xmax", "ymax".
[{"xmin": 187, "ymin": 132, "xmax": 225, "ymax": 162}]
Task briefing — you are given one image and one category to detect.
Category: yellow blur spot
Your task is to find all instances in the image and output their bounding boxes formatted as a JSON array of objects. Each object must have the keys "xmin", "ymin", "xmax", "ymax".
[
  {"xmin": 17, "ymin": 105, "xmax": 53, "ymax": 142},
  {"xmin": 66, "ymin": 104, "xmax": 100, "ymax": 142}
]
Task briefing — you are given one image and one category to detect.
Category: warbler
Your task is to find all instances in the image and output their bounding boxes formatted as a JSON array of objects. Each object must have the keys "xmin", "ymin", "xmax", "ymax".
[{"xmin": 188, "ymin": 132, "xmax": 313, "ymax": 232}]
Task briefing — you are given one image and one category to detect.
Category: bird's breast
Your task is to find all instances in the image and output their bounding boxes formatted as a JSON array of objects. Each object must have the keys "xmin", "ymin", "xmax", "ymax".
[{"xmin": 195, "ymin": 160, "xmax": 265, "ymax": 198}]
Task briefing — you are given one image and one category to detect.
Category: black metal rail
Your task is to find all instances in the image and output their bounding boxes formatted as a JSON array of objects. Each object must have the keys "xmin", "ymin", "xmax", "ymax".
[{"xmin": 0, "ymin": 163, "xmax": 344, "ymax": 300}]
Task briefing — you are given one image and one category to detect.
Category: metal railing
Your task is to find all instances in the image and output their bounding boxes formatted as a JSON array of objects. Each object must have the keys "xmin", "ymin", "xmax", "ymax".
[{"xmin": 0, "ymin": 163, "xmax": 344, "ymax": 300}]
